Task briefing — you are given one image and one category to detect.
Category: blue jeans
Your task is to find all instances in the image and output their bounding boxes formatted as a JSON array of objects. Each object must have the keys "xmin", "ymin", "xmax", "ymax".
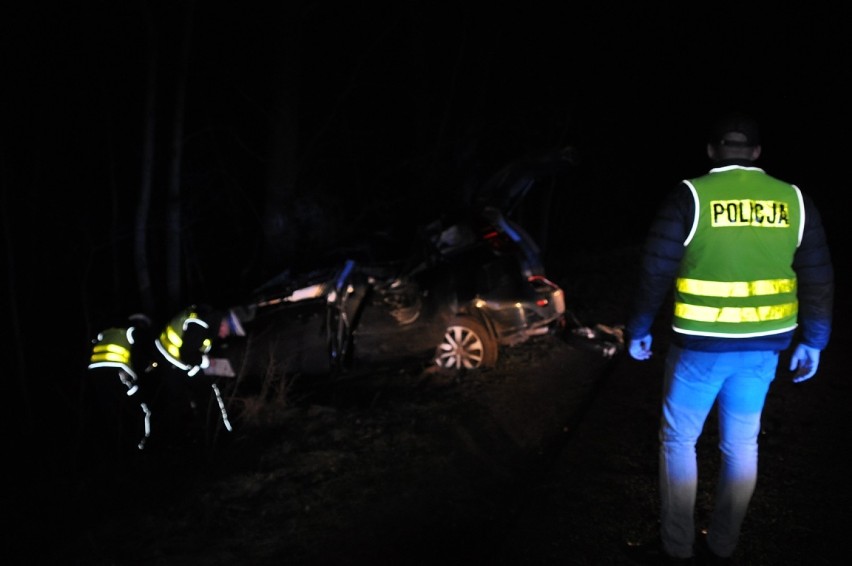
[{"xmin": 659, "ymin": 346, "xmax": 777, "ymax": 559}]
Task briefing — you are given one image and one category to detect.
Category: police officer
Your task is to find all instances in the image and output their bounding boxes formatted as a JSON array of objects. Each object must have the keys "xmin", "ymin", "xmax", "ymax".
[{"xmin": 624, "ymin": 112, "xmax": 834, "ymax": 563}]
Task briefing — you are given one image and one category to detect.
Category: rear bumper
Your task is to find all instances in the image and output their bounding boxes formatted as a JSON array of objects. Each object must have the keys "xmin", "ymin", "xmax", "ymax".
[{"xmin": 475, "ymin": 278, "xmax": 566, "ymax": 345}]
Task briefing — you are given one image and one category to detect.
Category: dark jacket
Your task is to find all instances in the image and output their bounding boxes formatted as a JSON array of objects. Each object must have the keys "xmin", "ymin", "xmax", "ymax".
[{"xmin": 626, "ymin": 160, "xmax": 834, "ymax": 352}]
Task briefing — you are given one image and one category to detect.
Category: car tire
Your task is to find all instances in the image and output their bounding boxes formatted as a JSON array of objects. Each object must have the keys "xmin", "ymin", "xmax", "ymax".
[{"xmin": 434, "ymin": 315, "xmax": 498, "ymax": 371}]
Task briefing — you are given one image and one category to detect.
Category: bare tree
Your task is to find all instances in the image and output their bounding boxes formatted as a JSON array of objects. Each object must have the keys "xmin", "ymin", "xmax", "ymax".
[
  {"xmin": 134, "ymin": 1, "xmax": 197, "ymax": 315},
  {"xmin": 261, "ymin": 10, "xmax": 302, "ymax": 275},
  {"xmin": 165, "ymin": 1, "xmax": 196, "ymax": 311},
  {"xmin": 135, "ymin": 1, "xmax": 158, "ymax": 315}
]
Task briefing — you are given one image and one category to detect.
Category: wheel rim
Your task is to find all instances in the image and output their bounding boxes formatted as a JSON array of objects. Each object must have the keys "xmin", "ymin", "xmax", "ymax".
[{"xmin": 436, "ymin": 324, "xmax": 486, "ymax": 369}]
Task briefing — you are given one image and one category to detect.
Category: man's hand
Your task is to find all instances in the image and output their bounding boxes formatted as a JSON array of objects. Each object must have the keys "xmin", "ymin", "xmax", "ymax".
[
  {"xmin": 789, "ymin": 343, "xmax": 820, "ymax": 383},
  {"xmin": 628, "ymin": 334, "xmax": 653, "ymax": 361}
]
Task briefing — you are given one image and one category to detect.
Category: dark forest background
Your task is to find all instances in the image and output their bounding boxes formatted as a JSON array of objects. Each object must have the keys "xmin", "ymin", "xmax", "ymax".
[{"xmin": 3, "ymin": 3, "xmax": 849, "ymax": 454}]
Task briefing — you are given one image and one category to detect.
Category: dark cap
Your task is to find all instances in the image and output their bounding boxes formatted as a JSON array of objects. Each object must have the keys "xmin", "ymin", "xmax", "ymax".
[{"xmin": 709, "ymin": 112, "xmax": 761, "ymax": 147}]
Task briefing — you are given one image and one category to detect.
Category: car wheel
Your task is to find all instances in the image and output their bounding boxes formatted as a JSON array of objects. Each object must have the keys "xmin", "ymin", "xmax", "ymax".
[{"xmin": 434, "ymin": 315, "xmax": 498, "ymax": 371}]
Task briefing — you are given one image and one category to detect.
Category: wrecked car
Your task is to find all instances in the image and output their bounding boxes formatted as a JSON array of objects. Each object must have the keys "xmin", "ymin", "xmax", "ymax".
[
  {"xmin": 203, "ymin": 148, "xmax": 588, "ymax": 388},
  {"xmin": 206, "ymin": 204, "xmax": 566, "ymax": 387}
]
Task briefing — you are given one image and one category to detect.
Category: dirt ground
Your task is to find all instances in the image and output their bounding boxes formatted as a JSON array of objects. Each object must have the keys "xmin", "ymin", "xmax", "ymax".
[{"xmin": 14, "ymin": 245, "xmax": 850, "ymax": 565}]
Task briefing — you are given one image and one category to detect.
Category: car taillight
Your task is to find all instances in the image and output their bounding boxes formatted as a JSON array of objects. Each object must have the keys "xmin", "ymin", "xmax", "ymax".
[
  {"xmin": 529, "ymin": 275, "xmax": 564, "ymax": 310},
  {"xmin": 482, "ymin": 229, "xmax": 508, "ymax": 251}
]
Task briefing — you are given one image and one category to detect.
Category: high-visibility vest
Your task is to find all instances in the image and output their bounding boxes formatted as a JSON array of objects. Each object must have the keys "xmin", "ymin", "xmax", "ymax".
[
  {"xmin": 155, "ymin": 307, "xmax": 212, "ymax": 375},
  {"xmin": 89, "ymin": 327, "xmax": 136, "ymax": 377},
  {"xmin": 88, "ymin": 327, "xmax": 142, "ymax": 395},
  {"xmin": 674, "ymin": 165, "xmax": 803, "ymax": 338}
]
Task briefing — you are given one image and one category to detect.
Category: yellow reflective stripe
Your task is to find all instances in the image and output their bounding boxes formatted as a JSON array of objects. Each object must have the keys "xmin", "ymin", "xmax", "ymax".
[
  {"xmin": 93, "ymin": 343, "xmax": 131, "ymax": 356},
  {"xmin": 166, "ymin": 326, "xmax": 184, "ymax": 348},
  {"xmin": 91, "ymin": 344, "xmax": 131, "ymax": 364},
  {"xmin": 676, "ymin": 277, "xmax": 796, "ymax": 297},
  {"xmin": 159, "ymin": 326, "xmax": 184, "ymax": 360},
  {"xmin": 90, "ymin": 351, "xmax": 131, "ymax": 363},
  {"xmin": 674, "ymin": 302, "xmax": 797, "ymax": 323}
]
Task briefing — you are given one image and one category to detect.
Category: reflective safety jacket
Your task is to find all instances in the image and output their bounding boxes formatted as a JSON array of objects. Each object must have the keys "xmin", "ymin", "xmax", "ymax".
[
  {"xmin": 88, "ymin": 327, "xmax": 140, "ymax": 394},
  {"xmin": 674, "ymin": 165, "xmax": 803, "ymax": 338},
  {"xmin": 155, "ymin": 307, "xmax": 212, "ymax": 376},
  {"xmin": 626, "ymin": 159, "xmax": 833, "ymax": 353}
]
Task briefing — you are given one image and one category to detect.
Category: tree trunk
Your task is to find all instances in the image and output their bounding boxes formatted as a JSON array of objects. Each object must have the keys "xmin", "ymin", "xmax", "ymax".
[
  {"xmin": 261, "ymin": 11, "xmax": 301, "ymax": 275},
  {"xmin": 165, "ymin": 3, "xmax": 195, "ymax": 311},
  {"xmin": 136, "ymin": 1, "xmax": 157, "ymax": 315}
]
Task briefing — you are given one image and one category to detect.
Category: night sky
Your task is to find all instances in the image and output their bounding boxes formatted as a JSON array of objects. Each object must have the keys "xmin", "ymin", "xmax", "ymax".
[{"xmin": 4, "ymin": 4, "xmax": 849, "ymax": 445}]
